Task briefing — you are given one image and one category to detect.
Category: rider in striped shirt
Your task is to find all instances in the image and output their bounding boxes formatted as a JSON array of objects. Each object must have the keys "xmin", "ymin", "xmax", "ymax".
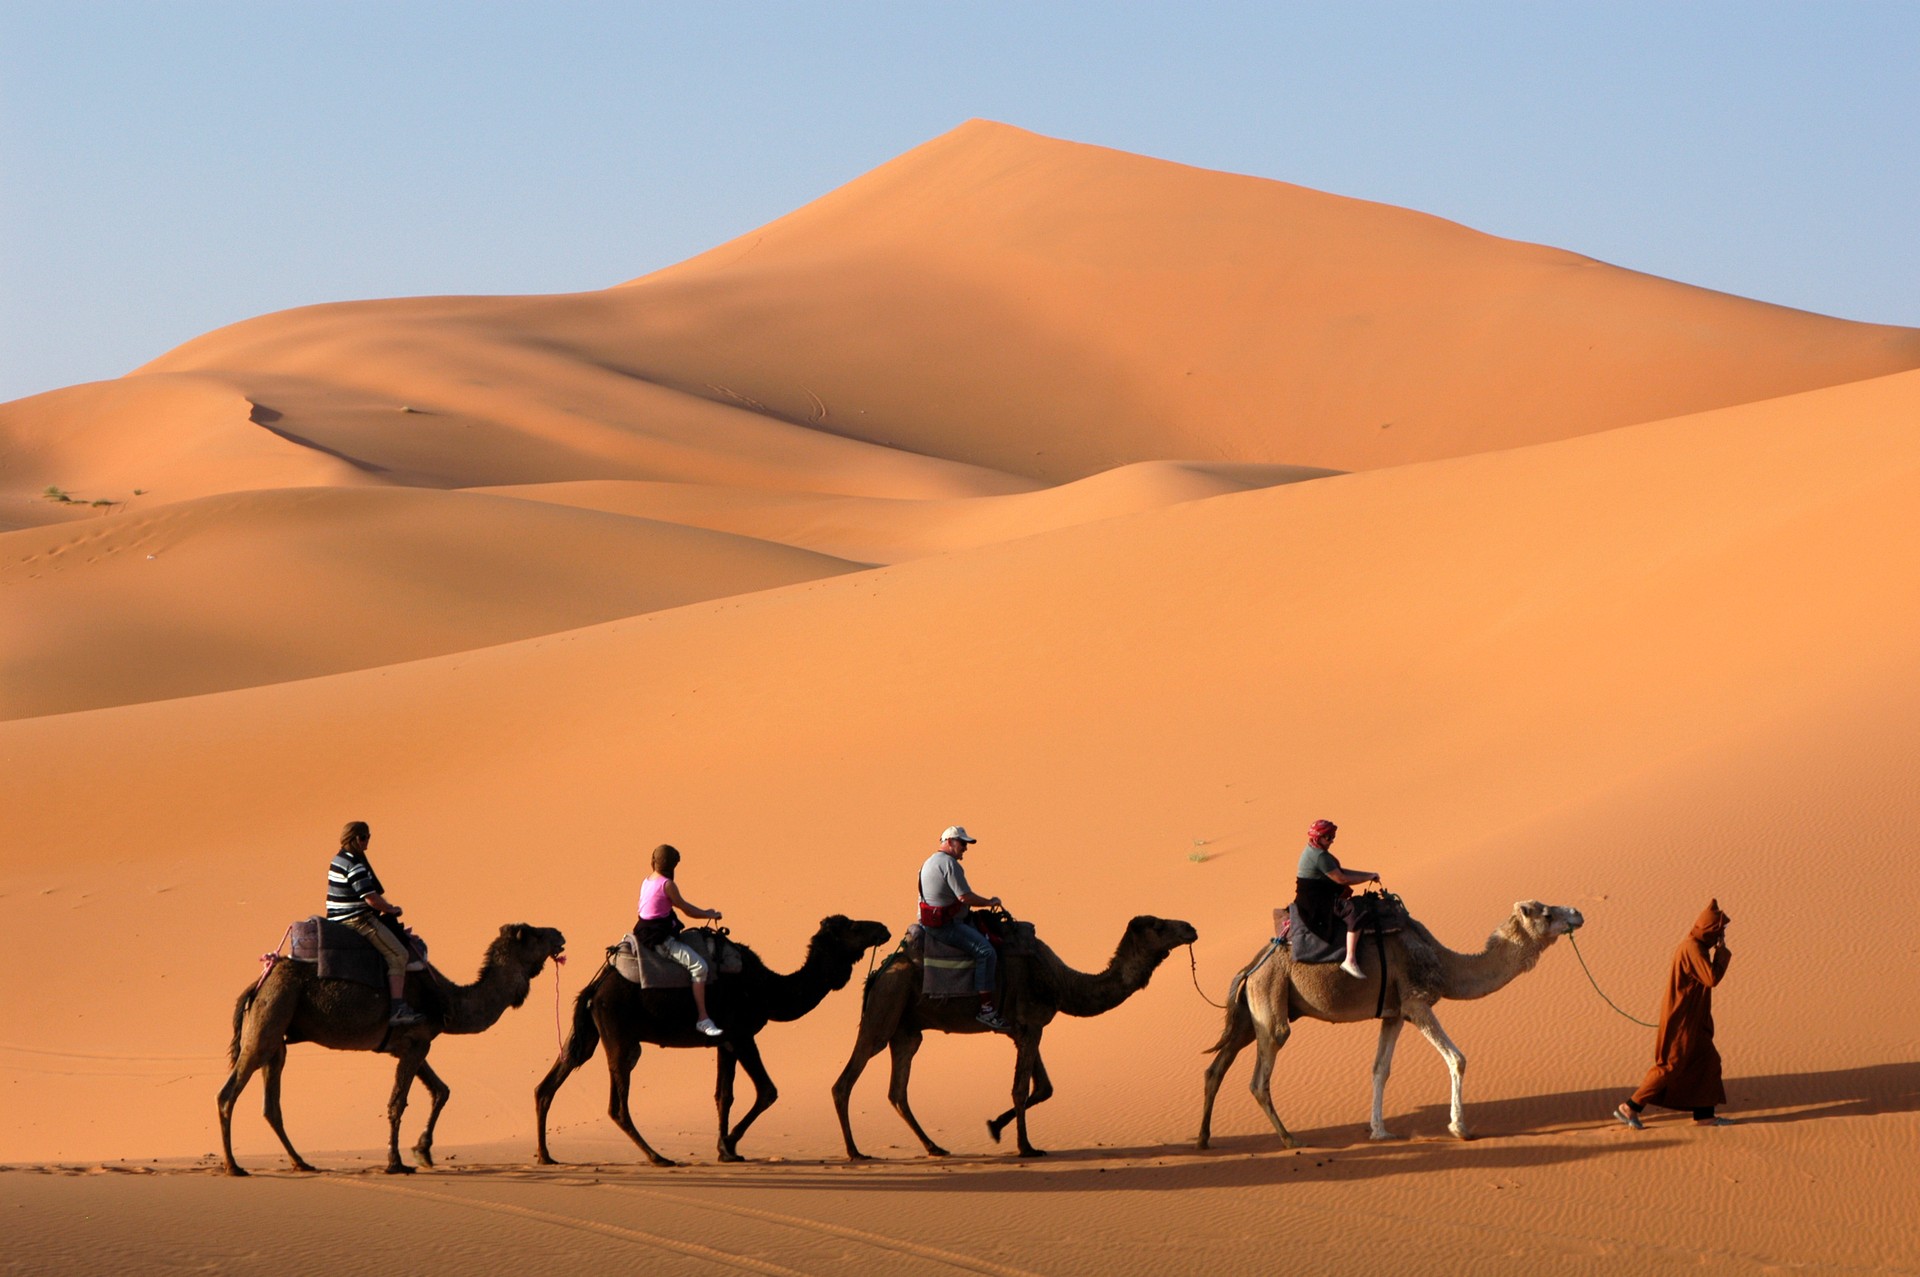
[{"xmin": 328, "ymin": 821, "xmax": 425, "ymax": 1025}]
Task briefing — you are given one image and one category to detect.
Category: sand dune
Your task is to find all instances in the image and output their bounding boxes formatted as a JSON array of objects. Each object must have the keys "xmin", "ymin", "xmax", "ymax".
[
  {"xmin": 5, "ymin": 123, "xmax": 1918, "ymax": 1273},
  {"xmin": 0, "ymin": 486, "xmax": 857, "ymax": 719},
  {"xmin": 476, "ymin": 461, "xmax": 1335, "ymax": 564},
  {"xmin": 5, "ymin": 368, "xmax": 1916, "ymax": 1156}
]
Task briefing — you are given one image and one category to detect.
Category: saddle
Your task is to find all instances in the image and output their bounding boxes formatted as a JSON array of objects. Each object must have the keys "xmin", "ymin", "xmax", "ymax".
[
  {"xmin": 1280, "ymin": 890, "xmax": 1410, "ymax": 965},
  {"xmin": 609, "ymin": 926, "xmax": 745, "ymax": 988},
  {"xmin": 285, "ymin": 915, "xmax": 428, "ymax": 991},
  {"xmin": 904, "ymin": 911, "xmax": 1036, "ymax": 998}
]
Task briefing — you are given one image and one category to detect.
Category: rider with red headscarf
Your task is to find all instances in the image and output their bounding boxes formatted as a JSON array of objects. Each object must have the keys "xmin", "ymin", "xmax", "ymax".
[{"xmin": 1293, "ymin": 819, "xmax": 1381, "ymax": 979}]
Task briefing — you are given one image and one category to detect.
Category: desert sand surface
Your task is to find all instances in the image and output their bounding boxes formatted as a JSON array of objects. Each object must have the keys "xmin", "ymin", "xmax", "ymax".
[{"xmin": 4, "ymin": 122, "xmax": 1918, "ymax": 1275}]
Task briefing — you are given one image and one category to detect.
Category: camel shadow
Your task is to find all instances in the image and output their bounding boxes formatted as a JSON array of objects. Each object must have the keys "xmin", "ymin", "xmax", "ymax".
[
  {"xmin": 1398, "ymin": 1061, "xmax": 1919, "ymax": 1133},
  {"xmin": 506, "ymin": 1129, "xmax": 1671, "ymax": 1194}
]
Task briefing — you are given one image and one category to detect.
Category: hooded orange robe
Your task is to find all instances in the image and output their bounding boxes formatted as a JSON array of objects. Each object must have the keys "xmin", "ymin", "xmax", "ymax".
[{"xmin": 1630, "ymin": 900, "xmax": 1732, "ymax": 1110}]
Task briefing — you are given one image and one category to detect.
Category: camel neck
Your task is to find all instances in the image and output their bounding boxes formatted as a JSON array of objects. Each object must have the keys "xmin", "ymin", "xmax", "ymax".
[
  {"xmin": 762, "ymin": 938, "xmax": 855, "ymax": 1023},
  {"xmin": 437, "ymin": 954, "xmax": 535, "ymax": 1034},
  {"xmin": 1432, "ymin": 924, "xmax": 1544, "ymax": 1001},
  {"xmin": 1049, "ymin": 941, "xmax": 1167, "ymax": 1018}
]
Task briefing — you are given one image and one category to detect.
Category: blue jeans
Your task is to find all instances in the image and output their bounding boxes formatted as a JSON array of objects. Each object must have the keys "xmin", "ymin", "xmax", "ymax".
[{"xmin": 925, "ymin": 919, "xmax": 996, "ymax": 995}]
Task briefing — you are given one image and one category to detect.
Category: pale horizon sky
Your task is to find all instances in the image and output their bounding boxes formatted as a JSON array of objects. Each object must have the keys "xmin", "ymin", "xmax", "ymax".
[{"xmin": 4, "ymin": 2, "xmax": 1917, "ymax": 405}]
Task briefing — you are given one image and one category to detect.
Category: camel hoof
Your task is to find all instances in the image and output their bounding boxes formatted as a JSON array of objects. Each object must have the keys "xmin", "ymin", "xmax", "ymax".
[
  {"xmin": 384, "ymin": 1163, "xmax": 415, "ymax": 1175},
  {"xmin": 986, "ymin": 1121, "xmax": 1005, "ymax": 1144},
  {"xmin": 717, "ymin": 1149, "xmax": 745, "ymax": 1164},
  {"xmin": 1279, "ymin": 1136, "xmax": 1301, "ymax": 1150},
  {"xmin": 534, "ymin": 1155, "xmax": 556, "ymax": 1167},
  {"xmin": 225, "ymin": 1165, "xmax": 249, "ymax": 1178},
  {"xmin": 926, "ymin": 1145, "xmax": 950, "ymax": 1158},
  {"xmin": 1368, "ymin": 1130, "xmax": 1406, "ymax": 1142},
  {"xmin": 290, "ymin": 1160, "xmax": 320, "ymax": 1173},
  {"xmin": 1017, "ymin": 1147, "xmax": 1049, "ymax": 1159},
  {"xmin": 649, "ymin": 1156, "xmax": 679, "ymax": 1168},
  {"xmin": 1450, "ymin": 1126, "xmax": 1473, "ymax": 1141},
  {"xmin": 846, "ymin": 1151, "xmax": 873, "ymax": 1162}
]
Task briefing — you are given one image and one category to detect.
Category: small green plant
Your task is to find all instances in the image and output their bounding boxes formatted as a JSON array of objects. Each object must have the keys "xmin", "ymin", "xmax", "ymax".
[
  {"xmin": 1189, "ymin": 837, "xmax": 1211, "ymax": 864},
  {"xmin": 132, "ymin": 489, "xmax": 147, "ymax": 496},
  {"xmin": 43, "ymin": 485, "xmax": 73, "ymax": 504}
]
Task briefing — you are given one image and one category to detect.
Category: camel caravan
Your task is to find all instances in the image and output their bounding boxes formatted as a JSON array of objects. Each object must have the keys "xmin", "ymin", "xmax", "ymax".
[{"xmin": 218, "ymin": 817, "xmax": 1588, "ymax": 1175}]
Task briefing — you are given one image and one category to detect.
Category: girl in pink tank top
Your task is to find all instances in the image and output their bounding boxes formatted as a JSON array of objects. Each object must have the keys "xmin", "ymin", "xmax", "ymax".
[{"xmin": 636, "ymin": 843, "xmax": 725, "ymax": 1037}]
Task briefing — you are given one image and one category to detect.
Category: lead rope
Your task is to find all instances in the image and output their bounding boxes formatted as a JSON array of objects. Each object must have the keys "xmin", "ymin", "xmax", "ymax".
[
  {"xmin": 1567, "ymin": 931, "xmax": 1658, "ymax": 1028},
  {"xmin": 1186, "ymin": 944, "xmax": 1226, "ymax": 1009},
  {"xmin": 552, "ymin": 953, "xmax": 570, "ymax": 1050}
]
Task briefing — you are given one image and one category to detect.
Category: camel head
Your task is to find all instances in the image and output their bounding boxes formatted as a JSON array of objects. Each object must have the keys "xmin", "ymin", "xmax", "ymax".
[
  {"xmin": 1511, "ymin": 900, "xmax": 1583, "ymax": 947},
  {"xmin": 493, "ymin": 923, "xmax": 569, "ymax": 994},
  {"xmin": 1124, "ymin": 915, "xmax": 1201, "ymax": 956},
  {"xmin": 817, "ymin": 914, "xmax": 894, "ymax": 958}
]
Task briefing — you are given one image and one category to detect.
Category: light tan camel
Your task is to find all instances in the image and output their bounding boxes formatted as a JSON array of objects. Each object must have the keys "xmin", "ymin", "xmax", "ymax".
[
  {"xmin": 218, "ymin": 922, "xmax": 567, "ymax": 1175},
  {"xmin": 1197, "ymin": 900, "xmax": 1582, "ymax": 1147},
  {"xmin": 833, "ymin": 914, "xmax": 1199, "ymax": 1159}
]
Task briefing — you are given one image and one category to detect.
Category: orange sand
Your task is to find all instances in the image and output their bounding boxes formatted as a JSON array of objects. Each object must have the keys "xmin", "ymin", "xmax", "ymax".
[{"xmin": 3, "ymin": 122, "xmax": 1916, "ymax": 1274}]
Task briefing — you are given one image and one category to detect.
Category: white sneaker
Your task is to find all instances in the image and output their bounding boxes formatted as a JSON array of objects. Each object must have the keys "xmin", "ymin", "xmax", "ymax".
[
  {"xmin": 1339, "ymin": 959, "xmax": 1366, "ymax": 979},
  {"xmin": 695, "ymin": 1018, "xmax": 723, "ymax": 1037}
]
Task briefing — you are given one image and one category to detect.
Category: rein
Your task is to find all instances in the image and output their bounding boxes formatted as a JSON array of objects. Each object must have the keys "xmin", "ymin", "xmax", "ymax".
[
  {"xmin": 1567, "ymin": 931, "xmax": 1657, "ymax": 1028},
  {"xmin": 551, "ymin": 951, "xmax": 571, "ymax": 1050},
  {"xmin": 1186, "ymin": 944, "xmax": 1227, "ymax": 1009}
]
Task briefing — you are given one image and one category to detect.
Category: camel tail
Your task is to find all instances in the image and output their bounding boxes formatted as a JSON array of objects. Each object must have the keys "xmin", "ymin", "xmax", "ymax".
[
  {"xmin": 559, "ymin": 977, "xmax": 603, "ymax": 1069},
  {"xmin": 228, "ymin": 985, "xmax": 262, "ymax": 1067},
  {"xmin": 1201, "ymin": 966, "xmax": 1255, "ymax": 1056}
]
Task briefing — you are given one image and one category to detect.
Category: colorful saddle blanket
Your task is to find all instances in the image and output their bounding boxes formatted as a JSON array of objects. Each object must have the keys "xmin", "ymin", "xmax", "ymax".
[
  {"xmin": 610, "ymin": 927, "xmax": 744, "ymax": 988},
  {"xmin": 285, "ymin": 915, "xmax": 428, "ymax": 990}
]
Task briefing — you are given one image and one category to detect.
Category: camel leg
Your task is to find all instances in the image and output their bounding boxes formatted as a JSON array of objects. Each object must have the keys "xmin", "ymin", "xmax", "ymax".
[
  {"xmin": 987, "ymin": 1050, "xmax": 1051, "ymax": 1144},
  {"xmin": 1367, "ymin": 1016, "xmax": 1407, "ymax": 1141},
  {"xmin": 884, "ymin": 1030, "xmax": 948, "ymax": 1157},
  {"xmin": 605, "ymin": 1033, "xmax": 675, "ymax": 1166},
  {"xmin": 216, "ymin": 1055, "xmax": 263, "ymax": 1177},
  {"xmin": 1197, "ymin": 987, "xmax": 1257, "ymax": 1150},
  {"xmin": 719, "ymin": 1034, "xmax": 779, "ymax": 1161},
  {"xmin": 1246, "ymin": 1008, "xmax": 1300, "ymax": 1148},
  {"xmin": 384, "ymin": 1048, "xmax": 428, "ymax": 1174},
  {"xmin": 410, "ymin": 1061, "xmax": 452, "ymax": 1168},
  {"xmin": 261, "ymin": 1044, "xmax": 319, "ymax": 1172},
  {"xmin": 1007, "ymin": 1031, "xmax": 1048, "ymax": 1158},
  {"xmin": 1402, "ymin": 1001, "xmax": 1470, "ymax": 1139},
  {"xmin": 532, "ymin": 1047, "xmax": 576, "ymax": 1166},
  {"xmin": 713, "ymin": 1045, "xmax": 741, "ymax": 1162},
  {"xmin": 830, "ymin": 1023, "xmax": 894, "ymax": 1161}
]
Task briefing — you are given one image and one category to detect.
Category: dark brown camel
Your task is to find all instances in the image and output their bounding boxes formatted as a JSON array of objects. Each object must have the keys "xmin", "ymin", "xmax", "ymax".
[
  {"xmin": 218, "ymin": 922, "xmax": 568, "ymax": 1176},
  {"xmin": 533, "ymin": 914, "xmax": 891, "ymax": 1166},
  {"xmin": 832, "ymin": 913, "xmax": 1199, "ymax": 1159}
]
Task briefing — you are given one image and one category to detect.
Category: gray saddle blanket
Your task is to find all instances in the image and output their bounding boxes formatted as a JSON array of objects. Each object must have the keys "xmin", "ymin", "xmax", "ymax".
[
  {"xmin": 1284, "ymin": 895, "xmax": 1409, "ymax": 966},
  {"xmin": 610, "ymin": 928, "xmax": 744, "ymax": 987},
  {"xmin": 286, "ymin": 915, "xmax": 427, "ymax": 991},
  {"xmin": 904, "ymin": 919, "xmax": 1036, "ymax": 999}
]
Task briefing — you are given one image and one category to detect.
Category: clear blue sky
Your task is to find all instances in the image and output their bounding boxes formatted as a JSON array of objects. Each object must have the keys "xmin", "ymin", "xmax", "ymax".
[{"xmin": 4, "ymin": 2, "xmax": 1916, "ymax": 405}]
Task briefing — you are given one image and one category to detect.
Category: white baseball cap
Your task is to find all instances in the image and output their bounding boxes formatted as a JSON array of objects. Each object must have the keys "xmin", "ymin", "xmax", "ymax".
[{"xmin": 940, "ymin": 825, "xmax": 977, "ymax": 844}]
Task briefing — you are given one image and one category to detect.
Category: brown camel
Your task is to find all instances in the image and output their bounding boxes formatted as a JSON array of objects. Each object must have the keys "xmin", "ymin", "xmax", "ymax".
[
  {"xmin": 534, "ymin": 914, "xmax": 891, "ymax": 1166},
  {"xmin": 218, "ymin": 921, "xmax": 567, "ymax": 1176},
  {"xmin": 832, "ymin": 913, "xmax": 1199, "ymax": 1160},
  {"xmin": 1197, "ymin": 899, "xmax": 1583, "ymax": 1148}
]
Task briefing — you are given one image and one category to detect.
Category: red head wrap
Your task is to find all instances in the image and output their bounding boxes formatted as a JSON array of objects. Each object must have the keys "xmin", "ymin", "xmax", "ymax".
[{"xmin": 1307, "ymin": 819, "xmax": 1338, "ymax": 849}]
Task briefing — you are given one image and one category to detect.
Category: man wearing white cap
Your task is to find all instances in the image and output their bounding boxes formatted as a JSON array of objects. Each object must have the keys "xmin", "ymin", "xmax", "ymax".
[{"xmin": 918, "ymin": 826, "xmax": 1010, "ymax": 1030}]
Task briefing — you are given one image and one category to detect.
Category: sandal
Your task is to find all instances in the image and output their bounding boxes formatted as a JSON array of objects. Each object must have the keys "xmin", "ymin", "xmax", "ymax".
[{"xmin": 1613, "ymin": 1103, "xmax": 1643, "ymax": 1130}]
